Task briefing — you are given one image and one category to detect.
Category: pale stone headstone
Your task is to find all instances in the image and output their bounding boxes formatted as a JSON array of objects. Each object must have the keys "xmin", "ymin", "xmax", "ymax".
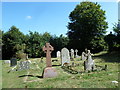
[
  {"xmin": 81, "ymin": 52, "xmax": 87, "ymax": 60},
  {"xmin": 10, "ymin": 58, "xmax": 17, "ymax": 67},
  {"xmin": 70, "ymin": 49, "xmax": 74, "ymax": 59},
  {"xmin": 84, "ymin": 50, "xmax": 95, "ymax": 72},
  {"xmin": 4, "ymin": 60, "xmax": 10, "ymax": 64},
  {"xmin": 61, "ymin": 48, "xmax": 70, "ymax": 66},
  {"xmin": 42, "ymin": 43, "xmax": 57, "ymax": 78},
  {"xmin": 57, "ymin": 51, "xmax": 61, "ymax": 59}
]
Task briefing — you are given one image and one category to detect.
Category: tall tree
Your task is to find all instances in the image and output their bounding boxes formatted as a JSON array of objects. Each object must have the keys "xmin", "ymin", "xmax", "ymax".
[
  {"xmin": 67, "ymin": 1, "xmax": 108, "ymax": 53},
  {"xmin": 2, "ymin": 26, "xmax": 25, "ymax": 59}
]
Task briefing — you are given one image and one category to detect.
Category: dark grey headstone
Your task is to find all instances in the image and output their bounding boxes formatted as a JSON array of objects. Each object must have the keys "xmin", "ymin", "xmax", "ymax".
[{"xmin": 10, "ymin": 58, "xmax": 17, "ymax": 67}]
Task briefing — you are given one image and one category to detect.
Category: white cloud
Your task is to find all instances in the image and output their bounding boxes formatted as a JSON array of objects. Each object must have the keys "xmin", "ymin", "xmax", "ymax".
[{"xmin": 26, "ymin": 16, "xmax": 32, "ymax": 19}]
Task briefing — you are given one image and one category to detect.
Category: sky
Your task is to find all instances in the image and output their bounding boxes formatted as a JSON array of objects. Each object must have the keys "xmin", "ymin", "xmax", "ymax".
[{"xmin": 1, "ymin": 2, "xmax": 118, "ymax": 36}]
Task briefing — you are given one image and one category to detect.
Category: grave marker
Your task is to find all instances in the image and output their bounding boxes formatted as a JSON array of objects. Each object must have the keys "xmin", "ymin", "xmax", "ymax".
[
  {"xmin": 42, "ymin": 43, "xmax": 57, "ymax": 78},
  {"xmin": 61, "ymin": 48, "xmax": 70, "ymax": 66}
]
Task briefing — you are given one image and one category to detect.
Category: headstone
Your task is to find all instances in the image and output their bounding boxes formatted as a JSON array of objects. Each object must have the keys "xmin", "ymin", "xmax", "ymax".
[
  {"xmin": 61, "ymin": 48, "xmax": 70, "ymax": 66},
  {"xmin": 70, "ymin": 49, "xmax": 74, "ymax": 59},
  {"xmin": 4, "ymin": 60, "xmax": 10, "ymax": 64},
  {"xmin": 42, "ymin": 43, "xmax": 57, "ymax": 78},
  {"xmin": 10, "ymin": 58, "xmax": 17, "ymax": 67},
  {"xmin": 18, "ymin": 60, "xmax": 31, "ymax": 71},
  {"xmin": 84, "ymin": 50, "xmax": 95, "ymax": 72},
  {"xmin": 81, "ymin": 52, "xmax": 87, "ymax": 60},
  {"xmin": 75, "ymin": 49, "xmax": 78, "ymax": 58},
  {"xmin": 57, "ymin": 51, "xmax": 61, "ymax": 59},
  {"xmin": 26, "ymin": 54, "xmax": 28, "ymax": 60}
]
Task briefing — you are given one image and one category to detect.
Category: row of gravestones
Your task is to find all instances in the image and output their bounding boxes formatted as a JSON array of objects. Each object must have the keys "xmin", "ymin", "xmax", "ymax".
[
  {"xmin": 4, "ymin": 57, "xmax": 31, "ymax": 72},
  {"xmin": 59, "ymin": 47, "xmax": 96, "ymax": 72},
  {"xmin": 57, "ymin": 48, "xmax": 79, "ymax": 59},
  {"xmin": 56, "ymin": 48, "xmax": 80, "ymax": 66}
]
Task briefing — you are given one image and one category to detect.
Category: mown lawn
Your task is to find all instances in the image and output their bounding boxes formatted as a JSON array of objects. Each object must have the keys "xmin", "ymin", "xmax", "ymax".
[{"xmin": 1, "ymin": 51, "xmax": 120, "ymax": 88}]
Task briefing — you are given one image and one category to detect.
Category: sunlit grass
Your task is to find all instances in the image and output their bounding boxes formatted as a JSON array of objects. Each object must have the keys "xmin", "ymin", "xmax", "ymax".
[{"xmin": 2, "ymin": 51, "xmax": 119, "ymax": 88}]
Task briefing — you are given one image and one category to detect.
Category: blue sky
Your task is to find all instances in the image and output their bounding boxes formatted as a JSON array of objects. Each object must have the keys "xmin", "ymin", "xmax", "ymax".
[{"xmin": 2, "ymin": 2, "xmax": 118, "ymax": 36}]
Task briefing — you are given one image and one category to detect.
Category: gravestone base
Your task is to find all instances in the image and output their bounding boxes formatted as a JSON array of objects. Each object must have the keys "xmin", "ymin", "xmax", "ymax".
[{"xmin": 43, "ymin": 67, "xmax": 57, "ymax": 78}]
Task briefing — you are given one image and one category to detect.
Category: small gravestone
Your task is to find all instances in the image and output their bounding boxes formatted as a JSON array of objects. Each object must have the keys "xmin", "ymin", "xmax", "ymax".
[
  {"xmin": 18, "ymin": 60, "xmax": 31, "ymax": 71},
  {"xmin": 84, "ymin": 50, "xmax": 95, "ymax": 72},
  {"xmin": 57, "ymin": 51, "xmax": 61, "ymax": 59},
  {"xmin": 70, "ymin": 49, "xmax": 74, "ymax": 59},
  {"xmin": 61, "ymin": 48, "xmax": 70, "ymax": 66},
  {"xmin": 75, "ymin": 49, "xmax": 78, "ymax": 58},
  {"xmin": 42, "ymin": 43, "xmax": 57, "ymax": 78},
  {"xmin": 4, "ymin": 60, "xmax": 10, "ymax": 64},
  {"xmin": 10, "ymin": 58, "xmax": 17, "ymax": 67}
]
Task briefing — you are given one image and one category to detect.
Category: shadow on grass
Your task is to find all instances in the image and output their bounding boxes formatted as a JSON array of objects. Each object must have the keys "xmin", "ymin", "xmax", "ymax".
[
  {"xmin": 18, "ymin": 75, "xmax": 43, "ymax": 78},
  {"xmin": 52, "ymin": 64, "xmax": 61, "ymax": 67},
  {"xmin": 93, "ymin": 51, "xmax": 120, "ymax": 63}
]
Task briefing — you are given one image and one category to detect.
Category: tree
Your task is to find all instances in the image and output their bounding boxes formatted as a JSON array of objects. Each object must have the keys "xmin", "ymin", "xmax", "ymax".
[
  {"xmin": 50, "ymin": 34, "xmax": 69, "ymax": 57},
  {"xmin": 67, "ymin": 1, "xmax": 108, "ymax": 53},
  {"xmin": 104, "ymin": 32, "xmax": 116, "ymax": 52},
  {"xmin": 2, "ymin": 26, "xmax": 25, "ymax": 59}
]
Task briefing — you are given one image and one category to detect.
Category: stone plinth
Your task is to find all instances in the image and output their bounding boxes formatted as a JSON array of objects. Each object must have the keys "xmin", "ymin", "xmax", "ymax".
[{"xmin": 43, "ymin": 67, "xmax": 57, "ymax": 78}]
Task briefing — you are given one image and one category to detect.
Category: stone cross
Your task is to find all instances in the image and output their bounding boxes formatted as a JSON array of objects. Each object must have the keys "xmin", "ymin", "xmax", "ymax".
[
  {"xmin": 43, "ymin": 43, "xmax": 54, "ymax": 67},
  {"xmin": 75, "ymin": 49, "xmax": 78, "ymax": 58}
]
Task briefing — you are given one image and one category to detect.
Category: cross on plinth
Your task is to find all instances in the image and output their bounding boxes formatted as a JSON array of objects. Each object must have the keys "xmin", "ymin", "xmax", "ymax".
[{"xmin": 43, "ymin": 43, "xmax": 54, "ymax": 67}]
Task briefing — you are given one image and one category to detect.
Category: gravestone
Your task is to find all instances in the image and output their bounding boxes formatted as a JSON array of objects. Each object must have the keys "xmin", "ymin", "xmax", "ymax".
[
  {"xmin": 84, "ymin": 50, "xmax": 95, "ymax": 72},
  {"xmin": 10, "ymin": 58, "xmax": 17, "ymax": 67},
  {"xmin": 18, "ymin": 60, "xmax": 31, "ymax": 71},
  {"xmin": 70, "ymin": 49, "xmax": 74, "ymax": 59},
  {"xmin": 57, "ymin": 51, "xmax": 61, "ymax": 59},
  {"xmin": 81, "ymin": 52, "xmax": 87, "ymax": 60},
  {"xmin": 42, "ymin": 43, "xmax": 57, "ymax": 78},
  {"xmin": 75, "ymin": 49, "xmax": 78, "ymax": 58},
  {"xmin": 4, "ymin": 60, "xmax": 10, "ymax": 64},
  {"xmin": 61, "ymin": 48, "xmax": 70, "ymax": 66}
]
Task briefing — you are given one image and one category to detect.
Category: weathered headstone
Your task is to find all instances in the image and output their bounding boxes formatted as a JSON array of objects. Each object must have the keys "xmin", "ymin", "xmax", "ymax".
[
  {"xmin": 18, "ymin": 60, "xmax": 31, "ymax": 71},
  {"xmin": 84, "ymin": 50, "xmax": 95, "ymax": 72},
  {"xmin": 42, "ymin": 43, "xmax": 57, "ymax": 78},
  {"xmin": 81, "ymin": 52, "xmax": 87, "ymax": 60},
  {"xmin": 57, "ymin": 51, "xmax": 61, "ymax": 59},
  {"xmin": 75, "ymin": 49, "xmax": 78, "ymax": 58},
  {"xmin": 61, "ymin": 48, "xmax": 70, "ymax": 66},
  {"xmin": 4, "ymin": 60, "xmax": 10, "ymax": 64},
  {"xmin": 70, "ymin": 49, "xmax": 74, "ymax": 59},
  {"xmin": 10, "ymin": 58, "xmax": 17, "ymax": 67}
]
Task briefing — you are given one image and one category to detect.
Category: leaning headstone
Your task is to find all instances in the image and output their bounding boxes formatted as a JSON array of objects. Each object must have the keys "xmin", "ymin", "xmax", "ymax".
[
  {"xmin": 57, "ymin": 51, "xmax": 61, "ymax": 59},
  {"xmin": 10, "ymin": 58, "xmax": 17, "ymax": 67},
  {"xmin": 42, "ymin": 43, "xmax": 57, "ymax": 78},
  {"xmin": 84, "ymin": 50, "xmax": 95, "ymax": 72},
  {"xmin": 75, "ymin": 49, "xmax": 78, "ymax": 58},
  {"xmin": 70, "ymin": 49, "xmax": 74, "ymax": 59},
  {"xmin": 61, "ymin": 48, "xmax": 70, "ymax": 66}
]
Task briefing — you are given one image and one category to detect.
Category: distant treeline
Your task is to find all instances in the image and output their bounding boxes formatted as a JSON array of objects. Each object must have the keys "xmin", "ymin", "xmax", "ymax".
[{"xmin": 1, "ymin": 1, "xmax": 120, "ymax": 60}]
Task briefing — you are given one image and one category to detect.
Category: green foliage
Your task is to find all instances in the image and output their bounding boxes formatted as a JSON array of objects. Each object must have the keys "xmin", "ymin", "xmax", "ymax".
[
  {"xmin": 67, "ymin": 1, "xmax": 108, "ymax": 53},
  {"xmin": 2, "ymin": 26, "xmax": 25, "ymax": 59},
  {"xmin": 50, "ymin": 34, "xmax": 69, "ymax": 57}
]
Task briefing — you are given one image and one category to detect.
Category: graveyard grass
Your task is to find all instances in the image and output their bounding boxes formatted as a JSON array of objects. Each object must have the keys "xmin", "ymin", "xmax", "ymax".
[{"xmin": 2, "ymin": 51, "xmax": 120, "ymax": 88}]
